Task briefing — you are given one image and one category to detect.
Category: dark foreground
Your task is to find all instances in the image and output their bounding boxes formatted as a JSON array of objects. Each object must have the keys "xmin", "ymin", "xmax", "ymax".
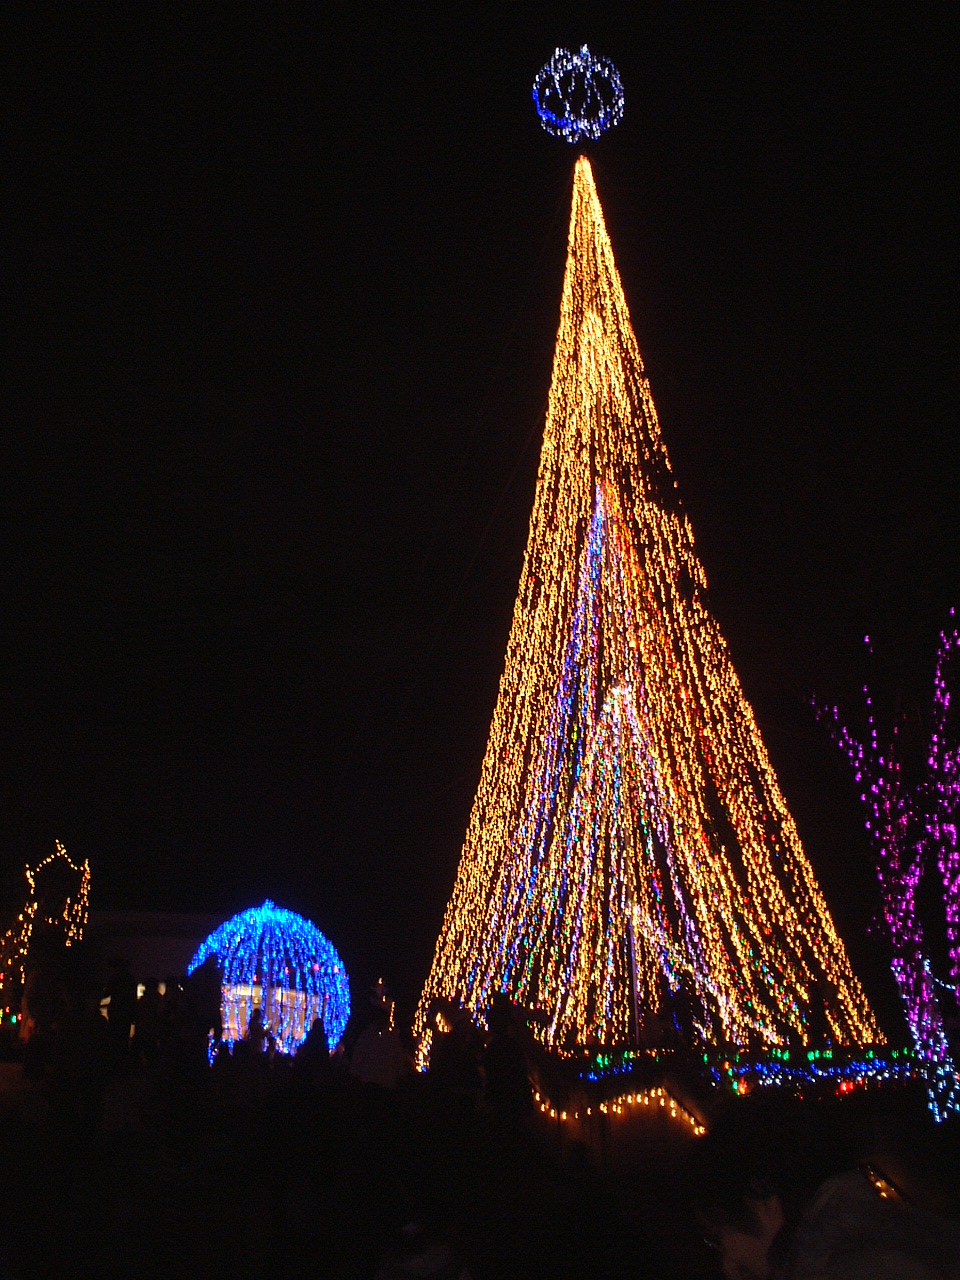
[{"xmin": 0, "ymin": 1059, "xmax": 958, "ymax": 1279}]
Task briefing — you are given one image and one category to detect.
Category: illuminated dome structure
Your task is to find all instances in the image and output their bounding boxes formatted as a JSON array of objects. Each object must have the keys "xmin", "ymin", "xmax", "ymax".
[{"xmin": 188, "ymin": 900, "xmax": 350, "ymax": 1054}]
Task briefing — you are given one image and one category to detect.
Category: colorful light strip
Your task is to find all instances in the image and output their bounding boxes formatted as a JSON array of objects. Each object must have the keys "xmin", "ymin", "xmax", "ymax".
[
  {"xmin": 416, "ymin": 158, "xmax": 879, "ymax": 1061},
  {"xmin": 816, "ymin": 621, "xmax": 960, "ymax": 1120},
  {"xmin": 711, "ymin": 1047, "xmax": 917, "ymax": 1100}
]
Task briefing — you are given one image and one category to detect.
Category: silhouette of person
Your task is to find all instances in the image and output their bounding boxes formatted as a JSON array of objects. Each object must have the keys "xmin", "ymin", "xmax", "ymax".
[
  {"xmin": 430, "ymin": 1007, "xmax": 482, "ymax": 1105},
  {"xmin": 103, "ymin": 956, "xmax": 137, "ymax": 1068},
  {"xmin": 183, "ymin": 953, "xmax": 223, "ymax": 1046},
  {"xmin": 482, "ymin": 994, "xmax": 531, "ymax": 1116},
  {"xmin": 294, "ymin": 1016, "xmax": 331, "ymax": 1087},
  {"xmin": 350, "ymin": 1003, "xmax": 410, "ymax": 1088},
  {"xmin": 246, "ymin": 1007, "xmax": 274, "ymax": 1055}
]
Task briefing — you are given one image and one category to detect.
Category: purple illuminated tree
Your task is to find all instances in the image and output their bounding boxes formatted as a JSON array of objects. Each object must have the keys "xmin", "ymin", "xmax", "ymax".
[
  {"xmin": 817, "ymin": 616, "xmax": 960, "ymax": 1120},
  {"xmin": 930, "ymin": 628, "xmax": 960, "ymax": 985}
]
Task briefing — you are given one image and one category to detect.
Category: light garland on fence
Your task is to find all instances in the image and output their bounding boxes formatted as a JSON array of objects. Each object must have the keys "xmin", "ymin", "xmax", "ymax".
[
  {"xmin": 816, "ymin": 621, "xmax": 960, "ymax": 1121},
  {"xmin": 532, "ymin": 1046, "xmax": 910, "ymax": 1132},
  {"xmin": 0, "ymin": 841, "xmax": 90, "ymax": 1008},
  {"xmin": 415, "ymin": 157, "xmax": 880, "ymax": 1060},
  {"xmin": 532, "ymin": 46, "xmax": 624, "ymax": 144},
  {"xmin": 188, "ymin": 900, "xmax": 350, "ymax": 1056},
  {"xmin": 533, "ymin": 1085, "xmax": 706, "ymax": 1137}
]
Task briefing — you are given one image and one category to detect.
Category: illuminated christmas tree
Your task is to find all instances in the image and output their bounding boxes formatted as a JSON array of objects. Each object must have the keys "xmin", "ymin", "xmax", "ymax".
[{"xmin": 416, "ymin": 157, "xmax": 881, "ymax": 1056}]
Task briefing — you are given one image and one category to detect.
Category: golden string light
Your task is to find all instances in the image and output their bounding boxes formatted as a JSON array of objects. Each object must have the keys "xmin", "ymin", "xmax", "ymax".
[
  {"xmin": 0, "ymin": 841, "xmax": 90, "ymax": 1008},
  {"xmin": 415, "ymin": 157, "xmax": 880, "ymax": 1058},
  {"xmin": 533, "ymin": 1085, "xmax": 707, "ymax": 1137}
]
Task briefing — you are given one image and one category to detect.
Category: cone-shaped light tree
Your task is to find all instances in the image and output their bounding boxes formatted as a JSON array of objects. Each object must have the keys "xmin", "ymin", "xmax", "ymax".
[{"xmin": 416, "ymin": 158, "xmax": 880, "ymax": 1055}]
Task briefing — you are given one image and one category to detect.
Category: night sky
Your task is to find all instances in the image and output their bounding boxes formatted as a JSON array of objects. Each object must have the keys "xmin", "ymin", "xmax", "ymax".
[{"xmin": 5, "ymin": 8, "xmax": 957, "ymax": 1024}]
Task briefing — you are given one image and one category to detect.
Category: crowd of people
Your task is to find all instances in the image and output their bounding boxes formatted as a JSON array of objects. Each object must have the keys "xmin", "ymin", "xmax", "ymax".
[
  {"xmin": 15, "ymin": 953, "xmax": 221, "ymax": 1095},
  {"xmin": 0, "ymin": 954, "xmax": 548, "ymax": 1278},
  {"xmin": 2, "ymin": 953, "xmax": 959, "ymax": 1278},
  {"xmin": 4, "ymin": 951, "xmax": 536, "ymax": 1143}
]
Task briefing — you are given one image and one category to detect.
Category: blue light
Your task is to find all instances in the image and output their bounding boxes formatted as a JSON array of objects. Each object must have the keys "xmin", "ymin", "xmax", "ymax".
[
  {"xmin": 533, "ymin": 46, "xmax": 624, "ymax": 144},
  {"xmin": 188, "ymin": 900, "xmax": 350, "ymax": 1056}
]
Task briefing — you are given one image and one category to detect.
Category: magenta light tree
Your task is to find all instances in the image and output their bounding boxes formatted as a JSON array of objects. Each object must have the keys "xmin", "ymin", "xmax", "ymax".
[{"xmin": 817, "ymin": 614, "xmax": 960, "ymax": 1120}]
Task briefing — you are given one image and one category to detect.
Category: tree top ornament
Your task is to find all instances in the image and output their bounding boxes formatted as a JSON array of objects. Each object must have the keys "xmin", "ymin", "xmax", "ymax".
[{"xmin": 532, "ymin": 45, "xmax": 624, "ymax": 144}]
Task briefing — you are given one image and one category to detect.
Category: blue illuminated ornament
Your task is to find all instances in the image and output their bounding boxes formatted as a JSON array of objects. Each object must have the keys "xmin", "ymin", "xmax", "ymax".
[
  {"xmin": 188, "ymin": 900, "xmax": 350, "ymax": 1055},
  {"xmin": 532, "ymin": 45, "xmax": 624, "ymax": 144}
]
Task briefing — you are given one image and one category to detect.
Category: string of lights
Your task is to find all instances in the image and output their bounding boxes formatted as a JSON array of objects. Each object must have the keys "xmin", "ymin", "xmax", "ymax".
[
  {"xmin": 816, "ymin": 621, "xmax": 960, "ymax": 1120},
  {"xmin": 0, "ymin": 841, "xmax": 90, "ymax": 1011},
  {"xmin": 416, "ymin": 158, "xmax": 880, "ymax": 1063},
  {"xmin": 532, "ymin": 1046, "xmax": 912, "ymax": 1134},
  {"xmin": 188, "ymin": 900, "xmax": 350, "ymax": 1056},
  {"xmin": 533, "ymin": 1084, "xmax": 707, "ymax": 1137},
  {"xmin": 709, "ymin": 1046, "xmax": 917, "ymax": 1100}
]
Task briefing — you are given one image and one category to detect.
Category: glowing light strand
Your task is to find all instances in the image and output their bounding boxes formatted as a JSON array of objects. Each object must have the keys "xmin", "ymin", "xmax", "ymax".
[
  {"xmin": 533, "ymin": 1084, "xmax": 707, "ymax": 1137},
  {"xmin": 711, "ymin": 1046, "xmax": 917, "ymax": 1099},
  {"xmin": 416, "ymin": 158, "xmax": 879, "ymax": 1061},
  {"xmin": 188, "ymin": 900, "xmax": 350, "ymax": 1056},
  {"xmin": 816, "ymin": 621, "xmax": 960, "ymax": 1120}
]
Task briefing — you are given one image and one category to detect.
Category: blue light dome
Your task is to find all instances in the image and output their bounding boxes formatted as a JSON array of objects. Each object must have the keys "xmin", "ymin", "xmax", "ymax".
[{"xmin": 188, "ymin": 900, "xmax": 350, "ymax": 1055}]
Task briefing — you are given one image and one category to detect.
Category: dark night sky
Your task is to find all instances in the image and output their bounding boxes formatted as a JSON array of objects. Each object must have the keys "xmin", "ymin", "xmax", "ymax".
[{"xmin": 3, "ymin": 7, "xmax": 957, "ymax": 1024}]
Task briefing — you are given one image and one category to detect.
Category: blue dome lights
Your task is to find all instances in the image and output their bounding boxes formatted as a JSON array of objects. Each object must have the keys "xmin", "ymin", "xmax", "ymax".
[
  {"xmin": 188, "ymin": 900, "xmax": 350, "ymax": 1055},
  {"xmin": 532, "ymin": 46, "xmax": 624, "ymax": 144}
]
